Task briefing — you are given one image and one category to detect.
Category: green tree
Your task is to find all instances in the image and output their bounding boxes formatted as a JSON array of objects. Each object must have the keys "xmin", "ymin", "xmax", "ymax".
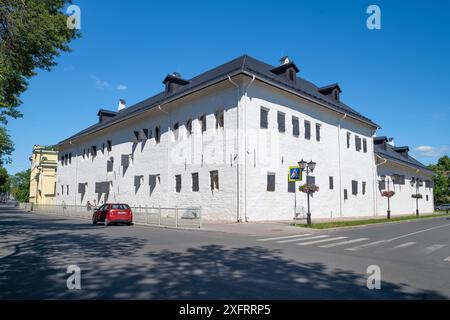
[
  {"xmin": 0, "ymin": 0, "xmax": 80, "ymax": 123},
  {"xmin": 428, "ymin": 156, "xmax": 450, "ymax": 205},
  {"xmin": 10, "ymin": 168, "xmax": 30, "ymax": 202},
  {"xmin": 0, "ymin": 125, "xmax": 14, "ymax": 165},
  {"xmin": 0, "ymin": 166, "xmax": 10, "ymax": 196}
]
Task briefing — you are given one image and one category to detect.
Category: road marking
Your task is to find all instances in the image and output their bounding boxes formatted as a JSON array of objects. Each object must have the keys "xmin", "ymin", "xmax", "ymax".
[
  {"xmin": 277, "ymin": 235, "xmax": 328, "ymax": 243},
  {"xmin": 296, "ymin": 236, "xmax": 348, "ymax": 246},
  {"xmin": 257, "ymin": 234, "xmax": 312, "ymax": 242},
  {"xmin": 319, "ymin": 238, "xmax": 368, "ymax": 248},
  {"xmin": 345, "ymin": 240, "xmax": 389, "ymax": 251},
  {"xmin": 423, "ymin": 244, "xmax": 445, "ymax": 254},
  {"xmin": 392, "ymin": 242, "xmax": 416, "ymax": 249},
  {"xmin": 388, "ymin": 223, "xmax": 450, "ymax": 242},
  {"xmin": 444, "ymin": 256, "xmax": 450, "ymax": 262}
]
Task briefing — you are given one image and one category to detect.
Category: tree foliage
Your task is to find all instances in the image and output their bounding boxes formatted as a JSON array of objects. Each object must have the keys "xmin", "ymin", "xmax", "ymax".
[
  {"xmin": 0, "ymin": 125, "xmax": 14, "ymax": 165},
  {"xmin": 10, "ymin": 168, "xmax": 30, "ymax": 202},
  {"xmin": 0, "ymin": 0, "xmax": 79, "ymax": 123},
  {"xmin": 0, "ymin": 165, "xmax": 10, "ymax": 195},
  {"xmin": 428, "ymin": 156, "xmax": 450, "ymax": 205}
]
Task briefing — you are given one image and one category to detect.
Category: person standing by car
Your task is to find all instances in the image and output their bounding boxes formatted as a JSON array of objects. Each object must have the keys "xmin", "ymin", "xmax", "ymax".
[{"xmin": 87, "ymin": 201, "xmax": 92, "ymax": 212}]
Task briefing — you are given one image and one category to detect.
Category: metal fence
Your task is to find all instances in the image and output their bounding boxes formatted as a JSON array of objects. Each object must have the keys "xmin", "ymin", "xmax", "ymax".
[{"xmin": 17, "ymin": 203, "xmax": 202, "ymax": 229}]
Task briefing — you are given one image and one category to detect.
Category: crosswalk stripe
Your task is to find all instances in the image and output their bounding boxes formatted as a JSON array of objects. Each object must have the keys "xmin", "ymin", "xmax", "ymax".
[
  {"xmin": 392, "ymin": 242, "xmax": 416, "ymax": 249},
  {"xmin": 345, "ymin": 240, "xmax": 389, "ymax": 251},
  {"xmin": 444, "ymin": 256, "xmax": 450, "ymax": 262},
  {"xmin": 276, "ymin": 235, "xmax": 328, "ymax": 243},
  {"xmin": 423, "ymin": 244, "xmax": 445, "ymax": 254},
  {"xmin": 257, "ymin": 234, "xmax": 312, "ymax": 242},
  {"xmin": 296, "ymin": 236, "xmax": 348, "ymax": 246},
  {"xmin": 319, "ymin": 238, "xmax": 368, "ymax": 248}
]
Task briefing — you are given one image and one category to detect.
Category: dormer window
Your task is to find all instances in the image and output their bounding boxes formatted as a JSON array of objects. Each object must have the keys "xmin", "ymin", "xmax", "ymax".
[
  {"xmin": 163, "ymin": 72, "xmax": 190, "ymax": 94},
  {"xmin": 318, "ymin": 84, "xmax": 342, "ymax": 102},
  {"xmin": 270, "ymin": 57, "xmax": 299, "ymax": 83}
]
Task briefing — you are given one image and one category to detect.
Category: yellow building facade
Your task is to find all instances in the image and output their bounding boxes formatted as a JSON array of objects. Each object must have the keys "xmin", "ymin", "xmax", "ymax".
[{"xmin": 29, "ymin": 145, "xmax": 58, "ymax": 204}]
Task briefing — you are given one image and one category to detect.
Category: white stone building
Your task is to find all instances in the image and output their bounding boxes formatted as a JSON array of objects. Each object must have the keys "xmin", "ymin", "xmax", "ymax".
[{"xmin": 56, "ymin": 55, "xmax": 434, "ymax": 221}]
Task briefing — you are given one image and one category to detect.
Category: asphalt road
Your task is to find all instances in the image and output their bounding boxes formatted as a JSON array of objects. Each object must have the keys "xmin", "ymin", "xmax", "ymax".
[{"xmin": 1, "ymin": 205, "xmax": 449, "ymax": 299}]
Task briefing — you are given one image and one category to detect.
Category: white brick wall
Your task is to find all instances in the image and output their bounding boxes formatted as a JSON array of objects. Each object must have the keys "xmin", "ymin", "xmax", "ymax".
[{"xmin": 57, "ymin": 75, "xmax": 434, "ymax": 222}]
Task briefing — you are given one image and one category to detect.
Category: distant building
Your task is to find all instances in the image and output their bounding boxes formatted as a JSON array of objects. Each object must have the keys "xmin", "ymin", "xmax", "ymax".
[{"xmin": 29, "ymin": 145, "xmax": 58, "ymax": 204}]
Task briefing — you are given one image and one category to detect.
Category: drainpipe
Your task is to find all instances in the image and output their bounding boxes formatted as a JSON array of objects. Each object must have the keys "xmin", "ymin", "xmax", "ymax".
[
  {"xmin": 228, "ymin": 76, "xmax": 241, "ymax": 222},
  {"xmin": 243, "ymin": 75, "xmax": 255, "ymax": 222},
  {"xmin": 337, "ymin": 113, "xmax": 347, "ymax": 217},
  {"xmin": 158, "ymin": 105, "xmax": 170, "ymax": 208},
  {"xmin": 375, "ymin": 153, "xmax": 387, "ymax": 216}
]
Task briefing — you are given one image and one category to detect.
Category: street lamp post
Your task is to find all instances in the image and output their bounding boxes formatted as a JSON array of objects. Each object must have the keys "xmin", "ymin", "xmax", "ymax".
[
  {"xmin": 381, "ymin": 175, "xmax": 392, "ymax": 219},
  {"xmin": 410, "ymin": 178, "xmax": 420, "ymax": 216},
  {"xmin": 298, "ymin": 159, "xmax": 316, "ymax": 226}
]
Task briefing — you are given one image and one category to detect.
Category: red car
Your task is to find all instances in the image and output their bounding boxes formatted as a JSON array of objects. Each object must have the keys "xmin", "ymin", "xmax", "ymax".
[{"xmin": 92, "ymin": 203, "xmax": 133, "ymax": 226}]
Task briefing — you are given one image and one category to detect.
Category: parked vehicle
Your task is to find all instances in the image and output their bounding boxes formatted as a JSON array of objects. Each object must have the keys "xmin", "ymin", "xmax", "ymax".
[
  {"xmin": 435, "ymin": 203, "xmax": 450, "ymax": 212},
  {"xmin": 92, "ymin": 203, "xmax": 133, "ymax": 226}
]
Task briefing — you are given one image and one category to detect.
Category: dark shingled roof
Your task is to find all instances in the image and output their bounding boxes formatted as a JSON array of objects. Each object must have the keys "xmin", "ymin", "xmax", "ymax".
[
  {"xmin": 58, "ymin": 55, "xmax": 379, "ymax": 146},
  {"xmin": 374, "ymin": 139, "xmax": 433, "ymax": 174}
]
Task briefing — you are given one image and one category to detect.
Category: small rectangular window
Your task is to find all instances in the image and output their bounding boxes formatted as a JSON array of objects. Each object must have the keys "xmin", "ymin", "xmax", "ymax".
[
  {"xmin": 107, "ymin": 157, "xmax": 114, "ymax": 173},
  {"xmin": 347, "ymin": 132, "xmax": 351, "ymax": 149},
  {"xmin": 143, "ymin": 128, "xmax": 149, "ymax": 139},
  {"xmin": 277, "ymin": 112, "xmax": 285, "ymax": 133},
  {"xmin": 61, "ymin": 185, "xmax": 64, "ymax": 195},
  {"xmin": 82, "ymin": 149, "xmax": 86, "ymax": 160},
  {"xmin": 355, "ymin": 136, "xmax": 362, "ymax": 151},
  {"xmin": 199, "ymin": 115, "xmax": 206, "ymax": 133},
  {"xmin": 133, "ymin": 131, "xmax": 140, "ymax": 141},
  {"xmin": 102, "ymin": 143, "xmax": 105, "ymax": 154},
  {"xmin": 155, "ymin": 126, "xmax": 161, "ymax": 143},
  {"xmin": 344, "ymin": 189, "xmax": 348, "ymax": 200},
  {"xmin": 107, "ymin": 140, "xmax": 112, "ymax": 152},
  {"xmin": 210, "ymin": 170, "xmax": 219, "ymax": 190},
  {"xmin": 363, "ymin": 138, "xmax": 367, "ymax": 153},
  {"xmin": 215, "ymin": 110, "xmax": 224, "ymax": 129},
  {"xmin": 260, "ymin": 108, "xmax": 268, "ymax": 129},
  {"xmin": 192, "ymin": 173, "xmax": 199, "ymax": 192},
  {"xmin": 67, "ymin": 185, "xmax": 69, "ymax": 196},
  {"xmin": 362, "ymin": 181, "xmax": 366, "ymax": 195},
  {"xmin": 175, "ymin": 175, "xmax": 182, "ymax": 193},
  {"xmin": 329, "ymin": 176, "xmax": 334, "ymax": 190},
  {"xmin": 425, "ymin": 180, "xmax": 432, "ymax": 188},
  {"xmin": 91, "ymin": 146, "xmax": 97, "ymax": 157},
  {"xmin": 426, "ymin": 195, "xmax": 429, "ymax": 201},
  {"xmin": 352, "ymin": 180, "xmax": 358, "ymax": 195},
  {"xmin": 292, "ymin": 116, "xmax": 299, "ymax": 137},
  {"xmin": 186, "ymin": 119, "xmax": 192, "ymax": 136},
  {"xmin": 316, "ymin": 124, "xmax": 321, "ymax": 141},
  {"xmin": 173, "ymin": 122, "xmax": 179, "ymax": 140},
  {"xmin": 267, "ymin": 172, "xmax": 276, "ymax": 192},
  {"xmin": 304, "ymin": 120, "xmax": 311, "ymax": 140},
  {"xmin": 69, "ymin": 153, "xmax": 72, "ymax": 164}
]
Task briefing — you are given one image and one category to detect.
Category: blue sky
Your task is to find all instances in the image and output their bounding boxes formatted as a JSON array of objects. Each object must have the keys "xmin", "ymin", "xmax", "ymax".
[{"xmin": 5, "ymin": 0, "xmax": 450, "ymax": 174}]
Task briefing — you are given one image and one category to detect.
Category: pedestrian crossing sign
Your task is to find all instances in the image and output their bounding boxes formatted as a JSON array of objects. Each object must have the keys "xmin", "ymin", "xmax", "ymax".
[{"xmin": 288, "ymin": 166, "xmax": 302, "ymax": 182}]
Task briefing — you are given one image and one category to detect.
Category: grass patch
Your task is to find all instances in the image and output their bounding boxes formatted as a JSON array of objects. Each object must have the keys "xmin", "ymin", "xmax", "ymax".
[{"xmin": 294, "ymin": 212, "xmax": 449, "ymax": 229}]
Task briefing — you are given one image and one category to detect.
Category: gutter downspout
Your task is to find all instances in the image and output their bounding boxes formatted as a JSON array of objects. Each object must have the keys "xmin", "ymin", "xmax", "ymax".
[
  {"xmin": 228, "ymin": 76, "xmax": 241, "ymax": 222},
  {"xmin": 243, "ymin": 75, "xmax": 256, "ymax": 222},
  {"xmin": 375, "ymin": 153, "xmax": 387, "ymax": 216},
  {"xmin": 337, "ymin": 113, "xmax": 347, "ymax": 217},
  {"xmin": 158, "ymin": 105, "xmax": 170, "ymax": 209}
]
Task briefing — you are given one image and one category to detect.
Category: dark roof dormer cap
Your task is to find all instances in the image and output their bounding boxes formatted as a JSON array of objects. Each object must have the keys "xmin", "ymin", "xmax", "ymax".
[
  {"xmin": 318, "ymin": 83, "xmax": 342, "ymax": 102},
  {"xmin": 393, "ymin": 146, "xmax": 410, "ymax": 158},
  {"xmin": 163, "ymin": 72, "xmax": 190, "ymax": 94},
  {"xmin": 270, "ymin": 57, "xmax": 299, "ymax": 83},
  {"xmin": 97, "ymin": 109, "xmax": 118, "ymax": 123},
  {"xmin": 373, "ymin": 136, "xmax": 388, "ymax": 144}
]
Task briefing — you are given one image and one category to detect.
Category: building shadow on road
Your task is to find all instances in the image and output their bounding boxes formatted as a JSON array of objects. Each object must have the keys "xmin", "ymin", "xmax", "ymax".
[{"xmin": 0, "ymin": 207, "xmax": 446, "ymax": 300}]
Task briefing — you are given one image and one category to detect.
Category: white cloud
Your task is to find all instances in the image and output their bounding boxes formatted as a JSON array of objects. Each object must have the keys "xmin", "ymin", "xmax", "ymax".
[
  {"xmin": 413, "ymin": 145, "xmax": 450, "ymax": 158},
  {"xmin": 90, "ymin": 75, "xmax": 110, "ymax": 89},
  {"xmin": 117, "ymin": 84, "xmax": 128, "ymax": 91}
]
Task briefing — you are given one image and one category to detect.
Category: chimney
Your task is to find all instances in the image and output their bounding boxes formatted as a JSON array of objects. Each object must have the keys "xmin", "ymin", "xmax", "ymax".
[
  {"xmin": 270, "ymin": 56, "xmax": 299, "ymax": 83},
  {"xmin": 388, "ymin": 137, "xmax": 395, "ymax": 147},
  {"xmin": 118, "ymin": 99, "xmax": 126, "ymax": 111},
  {"xmin": 163, "ymin": 72, "xmax": 190, "ymax": 94}
]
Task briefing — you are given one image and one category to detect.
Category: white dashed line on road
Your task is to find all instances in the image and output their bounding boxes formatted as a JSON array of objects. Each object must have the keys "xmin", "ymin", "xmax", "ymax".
[
  {"xmin": 277, "ymin": 235, "xmax": 328, "ymax": 243},
  {"xmin": 256, "ymin": 234, "xmax": 312, "ymax": 242},
  {"xmin": 392, "ymin": 242, "xmax": 416, "ymax": 249},
  {"xmin": 296, "ymin": 236, "xmax": 348, "ymax": 246},
  {"xmin": 345, "ymin": 240, "xmax": 390, "ymax": 251},
  {"xmin": 444, "ymin": 256, "xmax": 450, "ymax": 262},
  {"xmin": 423, "ymin": 244, "xmax": 446, "ymax": 254},
  {"xmin": 319, "ymin": 238, "xmax": 369, "ymax": 248}
]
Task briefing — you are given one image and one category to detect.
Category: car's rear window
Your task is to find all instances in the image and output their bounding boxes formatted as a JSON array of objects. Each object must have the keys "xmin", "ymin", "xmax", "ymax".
[{"xmin": 111, "ymin": 204, "xmax": 130, "ymax": 210}]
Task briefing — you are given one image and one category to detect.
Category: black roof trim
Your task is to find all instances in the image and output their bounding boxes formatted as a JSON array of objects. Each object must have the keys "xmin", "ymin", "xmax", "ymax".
[
  {"xmin": 97, "ymin": 109, "xmax": 118, "ymax": 117},
  {"xmin": 270, "ymin": 61, "xmax": 300, "ymax": 75},
  {"xmin": 162, "ymin": 74, "xmax": 190, "ymax": 85},
  {"xmin": 393, "ymin": 146, "xmax": 410, "ymax": 152}
]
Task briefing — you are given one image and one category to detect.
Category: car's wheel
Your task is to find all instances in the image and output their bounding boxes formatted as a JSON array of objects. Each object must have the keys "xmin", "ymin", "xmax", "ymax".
[{"xmin": 104, "ymin": 217, "xmax": 110, "ymax": 226}]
